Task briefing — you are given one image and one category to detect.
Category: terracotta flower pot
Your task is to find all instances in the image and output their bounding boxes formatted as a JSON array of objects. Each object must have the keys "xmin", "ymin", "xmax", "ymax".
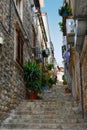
[
  {"xmin": 28, "ymin": 92, "xmax": 37, "ymax": 100},
  {"xmin": 65, "ymin": 89, "xmax": 71, "ymax": 93},
  {"xmin": 63, "ymin": 81, "xmax": 67, "ymax": 85}
]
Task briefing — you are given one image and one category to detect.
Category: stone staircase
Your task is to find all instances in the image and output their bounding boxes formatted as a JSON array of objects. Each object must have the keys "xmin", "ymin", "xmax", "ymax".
[{"xmin": 0, "ymin": 83, "xmax": 87, "ymax": 129}]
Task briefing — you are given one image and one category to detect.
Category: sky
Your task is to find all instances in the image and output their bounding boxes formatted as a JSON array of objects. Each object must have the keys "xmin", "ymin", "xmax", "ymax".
[{"xmin": 41, "ymin": 0, "xmax": 63, "ymax": 66}]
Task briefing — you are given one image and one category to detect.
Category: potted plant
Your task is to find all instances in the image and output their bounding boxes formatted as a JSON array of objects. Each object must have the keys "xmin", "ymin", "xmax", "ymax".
[
  {"xmin": 24, "ymin": 61, "xmax": 42, "ymax": 99},
  {"xmin": 58, "ymin": 21, "xmax": 64, "ymax": 32},
  {"xmin": 47, "ymin": 63, "xmax": 54, "ymax": 70},
  {"xmin": 62, "ymin": 75, "xmax": 67, "ymax": 85},
  {"xmin": 65, "ymin": 86, "xmax": 71, "ymax": 93},
  {"xmin": 58, "ymin": 3, "xmax": 72, "ymax": 17},
  {"xmin": 42, "ymin": 73, "xmax": 50, "ymax": 91},
  {"xmin": 48, "ymin": 77, "xmax": 57, "ymax": 88}
]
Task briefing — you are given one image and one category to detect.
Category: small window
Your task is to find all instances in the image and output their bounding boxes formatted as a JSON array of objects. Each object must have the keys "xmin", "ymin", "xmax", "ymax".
[
  {"xmin": 32, "ymin": 26, "xmax": 36, "ymax": 47},
  {"xmin": 14, "ymin": 29, "xmax": 24, "ymax": 67},
  {"xmin": 15, "ymin": 0, "xmax": 23, "ymax": 20}
]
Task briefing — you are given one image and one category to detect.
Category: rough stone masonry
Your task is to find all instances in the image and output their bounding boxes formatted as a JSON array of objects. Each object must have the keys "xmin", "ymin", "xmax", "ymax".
[{"xmin": 0, "ymin": 0, "xmax": 36, "ymax": 122}]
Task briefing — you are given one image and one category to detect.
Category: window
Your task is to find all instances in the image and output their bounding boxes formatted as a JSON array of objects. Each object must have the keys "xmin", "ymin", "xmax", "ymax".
[
  {"xmin": 32, "ymin": 26, "xmax": 36, "ymax": 47},
  {"xmin": 14, "ymin": 29, "xmax": 24, "ymax": 67},
  {"xmin": 15, "ymin": 0, "xmax": 23, "ymax": 20}
]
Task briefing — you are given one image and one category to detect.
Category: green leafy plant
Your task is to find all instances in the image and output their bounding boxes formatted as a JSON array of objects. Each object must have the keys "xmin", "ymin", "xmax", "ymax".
[
  {"xmin": 24, "ymin": 61, "xmax": 42, "ymax": 93},
  {"xmin": 42, "ymin": 73, "xmax": 47, "ymax": 86},
  {"xmin": 65, "ymin": 86, "xmax": 71, "ymax": 90},
  {"xmin": 48, "ymin": 77, "xmax": 57, "ymax": 86},
  {"xmin": 58, "ymin": 21, "xmax": 63, "ymax": 32},
  {"xmin": 42, "ymin": 72, "xmax": 56, "ymax": 87},
  {"xmin": 65, "ymin": 86, "xmax": 71, "ymax": 93},
  {"xmin": 62, "ymin": 75, "xmax": 67, "ymax": 85},
  {"xmin": 47, "ymin": 63, "xmax": 54, "ymax": 70},
  {"xmin": 58, "ymin": 4, "xmax": 72, "ymax": 17}
]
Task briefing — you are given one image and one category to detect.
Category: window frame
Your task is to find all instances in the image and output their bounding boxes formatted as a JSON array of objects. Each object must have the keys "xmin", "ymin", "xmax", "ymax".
[{"xmin": 14, "ymin": 27, "xmax": 24, "ymax": 68}]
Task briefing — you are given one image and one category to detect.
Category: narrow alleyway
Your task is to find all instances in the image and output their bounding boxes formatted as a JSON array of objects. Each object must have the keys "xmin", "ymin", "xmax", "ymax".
[{"xmin": 0, "ymin": 83, "xmax": 87, "ymax": 129}]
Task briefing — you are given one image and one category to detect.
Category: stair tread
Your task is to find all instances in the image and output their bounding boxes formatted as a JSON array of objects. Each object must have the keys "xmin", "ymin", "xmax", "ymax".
[{"xmin": 1, "ymin": 84, "xmax": 87, "ymax": 129}]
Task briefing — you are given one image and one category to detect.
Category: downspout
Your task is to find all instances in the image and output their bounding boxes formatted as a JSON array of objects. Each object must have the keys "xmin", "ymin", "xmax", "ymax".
[{"xmin": 80, "ymin": 62, "xmax": 84, "ymax": 118}]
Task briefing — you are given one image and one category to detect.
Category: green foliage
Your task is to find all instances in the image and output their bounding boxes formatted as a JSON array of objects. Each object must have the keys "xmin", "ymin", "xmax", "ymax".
[
  {"xmin": 65, "ymin": 86, "xmax": 71, "ymax": 91},
  {"xmin": 58, "ymin": 4, "xmax": 72, "ymax": 17},
  {"xmin": 24, "ymin": 61, "xmax": 42, "ymax": 93},
  {"xmin": 42, "ymin": 72, "xmax": 57, "ymax": 87},
  {"xmin": 62, "ymin": 75, "xmax": 67, "ymax": 83},
  {"xmin": 42, "ymin": 73, "xmax": 50, "ymax": 86},
  {"xmin": 58, "ymin": 21, "xmax": 63, "ymax": 32},
  {"xmin": 47, "ymin": 63, "xmax": 54, "ymax": 70},
  {"xmin": 48, "ymin": 77, "xmax": 57, "ymax": 86},
  {"xmin": 42, "ymin": 73, "xmax": 47, "ymax": 86}
]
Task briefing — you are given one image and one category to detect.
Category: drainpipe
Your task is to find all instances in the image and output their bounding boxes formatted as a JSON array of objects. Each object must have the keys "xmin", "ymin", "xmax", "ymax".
[{"xmin": 80, "ymin": 62, "xmax": 84, "ymax": 118}]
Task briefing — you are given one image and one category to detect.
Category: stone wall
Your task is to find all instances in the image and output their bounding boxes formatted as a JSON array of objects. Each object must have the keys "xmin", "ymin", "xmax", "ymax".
[
  {"xmin": 74, "ymin": 52, "xmax": 81, "ymax": 101},
  {"xmin": 69, "ymin": 47, "xmax": 81, "ymax": 101},
  {"xmin": 0, "ymin": 0, "xmax": 36, "ymax": 122},
  {"xmin": 81, "ymin": 35, "xmax": 87, "ymax": 119}
]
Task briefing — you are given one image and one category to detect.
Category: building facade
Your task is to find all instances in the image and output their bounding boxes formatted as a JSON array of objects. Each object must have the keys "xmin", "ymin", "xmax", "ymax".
[
  {"xmin": 42, "ymin": 12, "xmax": 54, "ymax": 63},
  {"xmin": 60, "ymin": 0, "xmax": 87, "ymax": 119},
  {"xmin": 0, "ymin": 0, "xmax": 48, "ymax": 121}
]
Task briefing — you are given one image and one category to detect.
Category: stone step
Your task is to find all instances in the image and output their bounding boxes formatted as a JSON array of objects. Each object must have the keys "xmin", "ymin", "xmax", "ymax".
[
  {"xmin": 1, "ymin": 84, "xmax": 86, "ymax": 130},
  {"xmin": 20, "ymin": 100, "xmax": 79, "ymax": 104},
  {"xmin": 0, "ymin": 128, "xmax": 87, "ymax": 130},
  {"xmin": 14, "ymin": 111, "xmax": 81, "ymax": 118},
  {"xmin": 17, "ymin": 105, "xmax": 80, "ymax": 112},
  {"xmin": 10, "ymin": 113, "xmax": 82, "ymax": 119},
  {"xmin": 17, "ymin": 103, "xmax": 79, "ymax": 110},
  {"xmin": 8, "ymin": 116, "xmax": 84, "ymax": 124},
  {"xmin": 43, "ymin": 92, "xmax": 72, "ymax": 97},
  {"xmin": 18, "ymin": 100, "xmax": 80, "ymax": 109},
  {"xmin": 15, "ymin": 101, "xmax": 81, "ymax": 117},
  {"xmin": 1, "ymin": 122, "xmax": 87, "ymax": 129}
]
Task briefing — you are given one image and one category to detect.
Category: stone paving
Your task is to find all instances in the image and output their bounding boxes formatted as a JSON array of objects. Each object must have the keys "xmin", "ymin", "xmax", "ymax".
[{"xmin": 0, "ymin": 83, "xmax": 87, "ymax": 129}]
